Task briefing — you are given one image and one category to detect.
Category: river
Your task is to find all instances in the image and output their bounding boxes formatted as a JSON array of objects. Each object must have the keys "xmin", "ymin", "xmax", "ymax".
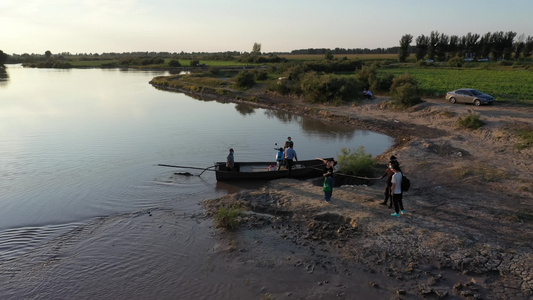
[{"xmin": 0, "ymin": 64, "xmax": 393, "ymax": 299}]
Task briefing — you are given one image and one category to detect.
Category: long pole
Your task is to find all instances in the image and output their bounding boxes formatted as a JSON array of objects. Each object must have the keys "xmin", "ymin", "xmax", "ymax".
[{"xmin": 157, "ymin": 164, "xmax": 216, "ymax": 172}]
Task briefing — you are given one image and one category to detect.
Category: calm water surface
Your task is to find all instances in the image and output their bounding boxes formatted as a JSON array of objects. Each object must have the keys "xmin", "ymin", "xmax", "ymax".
[{"xmin": 0, "ymin": 65, "xmax": 393, "ymax": 298}]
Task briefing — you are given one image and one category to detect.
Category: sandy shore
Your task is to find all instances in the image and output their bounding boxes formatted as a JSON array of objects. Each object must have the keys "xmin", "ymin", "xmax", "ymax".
[{"xmin": 198, "ymin": 90, "xmax": 533, "ymax": 299}]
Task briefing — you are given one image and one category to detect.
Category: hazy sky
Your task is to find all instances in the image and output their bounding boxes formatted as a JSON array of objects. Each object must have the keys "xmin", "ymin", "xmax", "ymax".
[{"xmin": 2, "ymin": 0, "xmax": 532, "ymax": 55}]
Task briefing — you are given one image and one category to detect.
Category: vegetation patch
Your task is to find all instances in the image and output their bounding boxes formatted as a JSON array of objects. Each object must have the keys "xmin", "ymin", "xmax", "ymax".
[
  {"xmin": 451, "ymin": 165, "xmax": 508, "ymax": 182},
  {"xmin": 389, "ymin": 73, "xmax": 423, "ymax": 108},
  {"xmin": 215, "ymin": 205, "xmax": 243, "ymax": 230},
  {"xmin": 514, "ymin": 129, "xmax": 533, "ymax": 149},
  {"xmin": 336, "ymin": 147, "xmax": 375, "ymax": 177},
  {"xmin": 378, "ymin": 67, "xmax": 533, "ymax": 102},
  {"xmin": 457, "ymin": 113, "xmax": 485, "ymax": 130}
]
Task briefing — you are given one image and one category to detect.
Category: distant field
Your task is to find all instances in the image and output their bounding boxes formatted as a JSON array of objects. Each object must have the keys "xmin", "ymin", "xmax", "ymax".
[
  {"xmin": 378, "ymin": 66, "xmax": 533, "ymax": 102},
  {"xmin": 279, "ymin": 54, "xmax": 399, "ymax": 61},
  {"xmin": 68, "ymin": 59, "xmax": 117, "ymax": 67}
]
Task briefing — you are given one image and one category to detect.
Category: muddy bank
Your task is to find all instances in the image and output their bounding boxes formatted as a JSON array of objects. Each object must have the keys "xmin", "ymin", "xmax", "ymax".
[{"xmin": 192, "ymin": 86, "xmax": 533, "ymax": 299}]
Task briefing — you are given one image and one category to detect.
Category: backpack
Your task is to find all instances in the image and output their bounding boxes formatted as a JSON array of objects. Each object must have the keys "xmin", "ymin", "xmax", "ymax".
[{"xmin": 401, "ymin": 174, "xmax": 411, "ymax": 192}]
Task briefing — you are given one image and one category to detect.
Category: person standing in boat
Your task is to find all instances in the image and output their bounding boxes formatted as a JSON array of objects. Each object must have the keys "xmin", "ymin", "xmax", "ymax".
[
  {"xmin": 284, "ymin": 137, "xmax": 294, "ymax": 149},
  {"xmin": 283, "ymin": 137, "xmax": 294, "ymax": 167},
  {"xmin": 226, "ymin": 148, "xmax": 235, "ymax": 171},
  {"xmin": 284, "ymin": 145, "xmax": 297, "ymax": 176},
  {"xmin": 275, "ymin": 147, "xmax": 284, "ymax": 171}
]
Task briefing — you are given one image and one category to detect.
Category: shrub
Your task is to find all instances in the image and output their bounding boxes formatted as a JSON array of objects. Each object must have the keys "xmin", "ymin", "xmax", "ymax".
[
  {"xmin": 448, "ymin": 56, "xmax": 463, "ymax": 67},
  {"xmin": 168, "ymin": 59, "xmax": 181, "ymax": 67},
  {"xmin": 254, "ymin": 70, "xmax": 268, "ymax": 81},
  {"xmin": 209, "ymin": 66, "xmax": 220, "ymax": 75},
  {"xmin": 373, "ymin": 73, "xmax": 395, "ymax": 92},
  {"xmin": 457, "ymin": 113, "xmax": 485, "ymax": 129},
  {"xmin": 355, "ymin": 65, "xmax": 378, "ymax": 89},
  {"xmin": 390, "ymin": 73, "xmax": 423, "ymax": 107},
  {"xmin": 300, "ymin": 72, "xmax": 362, "ymax": 104},
  {"xmin": 215, "ymin": 205, "xmax": 242, "ymax": 230},
  {"xmin": 337, "ymin": 147, "xmax": 375, "ymax": 177},
  {"xmin": 189, "ymin": 59, "xmax": 199, "ymax": 67},
  {"xmin": 303, "ymin": 59, "xmax": 362, "ymax": 73},
  {"xmin": 234, "ymin": 70, "xmax": 256, "ymax": 88}
]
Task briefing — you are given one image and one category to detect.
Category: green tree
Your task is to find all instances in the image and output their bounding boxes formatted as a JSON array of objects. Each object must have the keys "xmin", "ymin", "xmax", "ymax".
[
  {"xmin": 398, "ymin": 34, "xmax": 413, "ymax": 62},
  {"xmin": 325, "ymin": 49, "xmax": 334, "ymax": 60},
  {"xmin": 523, "ymin": 35, "xmax": 533, "ymax": 58},
  {"xmin": 415, "ymin": 34, "xmax": 429, "ymax": 61},
  {"xmin": 513, "ymin": 34, "xmax": 525, "ymax": 60},
  {"xmin": 252, "ymin": 42, "xmax": 261, "ymax": 55},
  {"xmin": 427, "ymin": 31, "xmax": 439, "ymax": 60},
  {"xmin": 0, "ymin": 50, "xmax": 8, "ymax": 65},
  {"xmin": 45, "ymin": 50, "xmax": 52, "ymax": 59}
]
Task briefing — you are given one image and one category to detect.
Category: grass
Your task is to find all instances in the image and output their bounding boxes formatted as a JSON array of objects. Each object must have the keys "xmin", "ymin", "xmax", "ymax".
[
  {"xmin": 514, "ymin": 129, "xmax": 533, "ymax": 149},
  {"xmin": 378, "ymin": 66, "xmax": 533, "ymax": 102},
  {"xmin": 457, "ymin": 113, "xmax": 485, "ymax": 130},
  {"xmin": 215, "ymin": 205, "xmax": 242, "ymax": 230},
  {"xmin": 451, "ymin": 165, "xmax": 508, "ymax": 182},
  {"xmin": 336, "ymin": 147, "xmax": 375, "ymax": 177}
]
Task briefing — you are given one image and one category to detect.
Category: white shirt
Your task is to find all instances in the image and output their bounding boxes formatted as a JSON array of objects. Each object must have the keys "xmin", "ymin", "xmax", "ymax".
[{"xmin": 391, "ymin": 172, "xmax": 403, "ymax": 194}]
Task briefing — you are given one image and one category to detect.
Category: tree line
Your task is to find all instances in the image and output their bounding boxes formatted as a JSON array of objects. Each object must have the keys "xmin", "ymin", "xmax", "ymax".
[{"xmin": 398, "ymin": 31, "xmax": 533, "ymax": 62}]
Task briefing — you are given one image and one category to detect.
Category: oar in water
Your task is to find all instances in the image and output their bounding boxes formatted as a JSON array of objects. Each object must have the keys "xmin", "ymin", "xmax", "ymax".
[{"xmin": 157, "ymin": 164, "xmax": 216, "ymax": 176}]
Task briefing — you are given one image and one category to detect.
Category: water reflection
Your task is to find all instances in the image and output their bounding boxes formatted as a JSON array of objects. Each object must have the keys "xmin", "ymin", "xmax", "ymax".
[
  {"xmin": 234, "ymin": 103, "xmax": 257, "ymax": 115},
  {"xmin": 0, "ymin": 68, "xmax": 8, "ymax": 87},
  {"xmin": 264, "ymin": 109, "xmax": 298, "ymax": 123}
]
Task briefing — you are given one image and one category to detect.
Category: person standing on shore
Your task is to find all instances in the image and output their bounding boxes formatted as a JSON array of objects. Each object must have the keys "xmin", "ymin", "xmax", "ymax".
[
  {"xmin": 284, "ymin": 145, "xmax": 297, "ymax": 176},
  {"xmin": 379, "ymin": 156, "xmax": 401, "ymax": 208},
  {"xmin": 379, "ymin": 161, "xmax": 395, "ymax": 208},
  {"xmin": 318, "ymin": 158, "xmax": 337, "ymax": 203},
  {"xmin": 390, "ymin": 164, "xmax": 405, "ymax": 217},
  {"xmin": 226, "ymin": 148, "xmax": 235, "ymax": 171}
]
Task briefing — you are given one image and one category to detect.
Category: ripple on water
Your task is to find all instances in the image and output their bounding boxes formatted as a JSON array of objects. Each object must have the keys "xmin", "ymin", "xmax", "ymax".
[{"xmin": 0, "ymin": 209, "xmax": 230, "ymax": 299}]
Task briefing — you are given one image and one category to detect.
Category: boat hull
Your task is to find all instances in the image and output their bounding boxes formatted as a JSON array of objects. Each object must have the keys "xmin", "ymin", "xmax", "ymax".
[{"xmin": 215, "ymin": 159, "xmax": 329, "ymax": 181}]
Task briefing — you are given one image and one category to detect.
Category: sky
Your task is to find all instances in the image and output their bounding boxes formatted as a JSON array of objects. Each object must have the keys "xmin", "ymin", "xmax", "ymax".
[{"xmin": 1, "ymin": 0, "xmax": 532, "ymax": 55}]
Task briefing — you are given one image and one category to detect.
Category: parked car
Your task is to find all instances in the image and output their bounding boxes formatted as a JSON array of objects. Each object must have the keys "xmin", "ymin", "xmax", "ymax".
[{"xmin": 445, "ymin": 89, "xmax": 494, "ymax": 106}]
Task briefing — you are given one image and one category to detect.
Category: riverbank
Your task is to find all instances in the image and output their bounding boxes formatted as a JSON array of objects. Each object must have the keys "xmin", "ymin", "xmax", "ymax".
[{"xmin": 194, "ymin": 87, "xmax": 533, "ymax": 299}]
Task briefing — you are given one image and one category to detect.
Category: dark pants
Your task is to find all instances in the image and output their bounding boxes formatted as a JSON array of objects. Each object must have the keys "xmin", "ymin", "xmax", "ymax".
[
  {"xmin": 276, "ymin": 160, "xmax": 283, "ymax": 171},
  {"xmin": 392, "ymin": 193, "xmax": 404, "ymax": 213},
  {"xmin": 286, "ymin": 159, "xmax": 294, "ymax": 175},
  {"xmin": 384, "ymin": 184, "xmax": 392, "ymax": 204}
]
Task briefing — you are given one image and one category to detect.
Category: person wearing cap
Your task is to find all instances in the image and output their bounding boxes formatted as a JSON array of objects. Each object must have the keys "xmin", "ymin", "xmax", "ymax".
[{"xmin": 226, "ymin": 148, "xmax": 235, "ymax": 171}]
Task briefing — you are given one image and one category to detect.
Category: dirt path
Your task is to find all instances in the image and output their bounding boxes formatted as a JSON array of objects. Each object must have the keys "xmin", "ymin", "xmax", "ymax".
[{"xmin": 199, "ymin": 93, "xmax": 532, "ymax": 299}]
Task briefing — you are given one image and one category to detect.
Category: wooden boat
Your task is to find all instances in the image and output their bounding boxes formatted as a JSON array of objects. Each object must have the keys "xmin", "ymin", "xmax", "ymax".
[{"xmin": 214, "ymin": 158, "xmax": 331, "ymax": 181}]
